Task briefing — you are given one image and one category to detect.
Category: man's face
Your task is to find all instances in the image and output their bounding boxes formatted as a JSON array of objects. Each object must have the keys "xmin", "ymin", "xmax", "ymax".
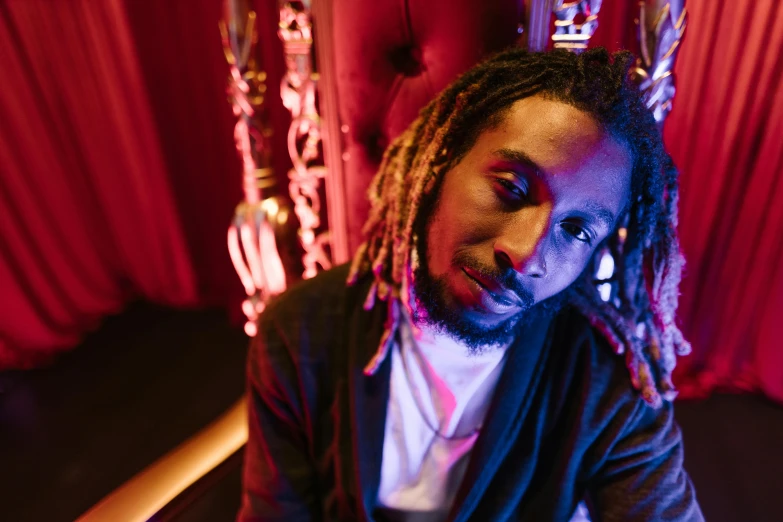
[{"xmin": 413, "ymin": 94, "xmax": 632, "ymax": 349}]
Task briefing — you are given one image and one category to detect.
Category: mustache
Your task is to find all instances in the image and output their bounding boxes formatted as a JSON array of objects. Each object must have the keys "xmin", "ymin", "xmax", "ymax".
[{"xmin": 452, "ymin": 250, "xmax": 534, "ymax": 308}]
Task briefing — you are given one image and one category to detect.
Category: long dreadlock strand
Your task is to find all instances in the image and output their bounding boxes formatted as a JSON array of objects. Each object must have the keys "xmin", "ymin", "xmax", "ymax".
[
  {"xmin": 395, "ymin": 95, "xmax": 474, "ymax": 282},
  {"xmin": 363, "ymin": 298, "xmax": 400, "ymax": 375}
]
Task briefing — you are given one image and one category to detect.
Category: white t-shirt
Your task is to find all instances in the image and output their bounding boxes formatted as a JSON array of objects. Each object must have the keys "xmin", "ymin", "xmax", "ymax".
[{"xmin": 376, "ymin": 316, "xmax": 509, "ymax": 519}]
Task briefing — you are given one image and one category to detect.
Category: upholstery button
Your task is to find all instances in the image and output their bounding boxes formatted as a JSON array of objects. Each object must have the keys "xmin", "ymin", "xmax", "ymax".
[
  {"xmin": 388, "ymin": 44, "xmax": 425, "ymax": 77},
  {"xmin": 364, "ymin": 130, "xmax": 388, "ymax": 164}
]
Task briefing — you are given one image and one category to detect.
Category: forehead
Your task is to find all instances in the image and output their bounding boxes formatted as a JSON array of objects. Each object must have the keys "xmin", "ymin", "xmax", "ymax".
[{"xmin": 473, "ymin": 95, "xmax": 632, "ymax": 211}]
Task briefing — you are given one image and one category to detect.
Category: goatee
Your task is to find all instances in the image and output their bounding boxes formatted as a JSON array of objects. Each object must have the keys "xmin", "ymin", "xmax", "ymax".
[{"xmin": 411, "ymin": 249, "xmax": 571, "ymax": 354}]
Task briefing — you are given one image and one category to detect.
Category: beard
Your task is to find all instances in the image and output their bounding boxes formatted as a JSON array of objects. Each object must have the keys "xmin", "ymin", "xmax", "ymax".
[{"xmin": 411, "ymin": 246, "xmax": 574, "ymax": 354}]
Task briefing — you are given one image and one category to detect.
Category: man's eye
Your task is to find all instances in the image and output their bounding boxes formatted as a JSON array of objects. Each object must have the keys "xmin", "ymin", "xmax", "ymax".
[
  {"xmin": 561, "ymin": 222, "xmax": 592, "ymax": 244},
  {"xmin": 495, "ymin": 178, "xmax": 527, "ymax": 200}
]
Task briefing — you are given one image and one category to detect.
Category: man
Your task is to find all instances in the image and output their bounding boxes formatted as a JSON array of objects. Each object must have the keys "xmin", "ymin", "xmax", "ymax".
[{"xmin": 238, "ymin": 48, "xmax": 703, "ymax": 521}]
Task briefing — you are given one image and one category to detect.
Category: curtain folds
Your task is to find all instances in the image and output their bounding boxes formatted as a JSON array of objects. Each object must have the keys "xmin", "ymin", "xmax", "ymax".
[
  {"xmin": 0, "ymin": 0, "xmax": 202, "ymax": 367},
  {"xmin": 663, "ymin": 0, "xmax": 783, "ymax": 402}
]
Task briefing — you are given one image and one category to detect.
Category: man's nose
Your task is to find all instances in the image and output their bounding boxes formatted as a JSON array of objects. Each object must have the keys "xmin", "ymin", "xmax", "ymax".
[{"xmin": 493, "ymin": 205, "xmax": 551, "ymax": 278}]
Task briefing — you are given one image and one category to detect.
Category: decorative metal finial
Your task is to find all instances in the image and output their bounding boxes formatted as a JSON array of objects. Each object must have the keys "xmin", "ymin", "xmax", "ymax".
[
  {"xmin": 552, "ymin": 0, "xmax": 603, "ymax": 52},
  {"xmin": 222, "ymin": 0, "xmax": 288, "ymax": 336},
  {"xmin": 633, "ymin": 0, "xmax": 687, "ymax": 124}
]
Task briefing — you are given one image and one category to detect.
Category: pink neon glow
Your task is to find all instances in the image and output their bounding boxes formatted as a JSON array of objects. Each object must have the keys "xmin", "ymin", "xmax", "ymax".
[
  {"xmin": 230, "ymin": 66, "xmax": 255, "ymax": 119},
  {"xmin": 240, "ymin": 221, "xmax": 268, "ymax": 291},
  {"xmin": 279, "ymin": 1, "xmax": 332, "ymax": 280},
  {"xmin": 244, "ymin": 320, "xmax": 258, "ymax": 337},
  {"xmin": 257, "ymin": 220, "xmax": 286, "ymax": 294},
  {"xmin": 228, "ymin": 211, "xmax": 287, "ymax": 300},
  {"xmin": 234, "ymin": 118, "xmax": 259, "ymax": 205},
  {"xmin": 228, "ymin": 226, "xmax": 258, "ymax": 296},
  {"xmin": 225, "ymin": 39, "xmax": 289, "ymax": 334}
]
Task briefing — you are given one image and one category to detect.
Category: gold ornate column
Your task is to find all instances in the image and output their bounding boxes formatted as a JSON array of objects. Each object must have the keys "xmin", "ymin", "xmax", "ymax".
[
  {"xmin": 222, "ymin": 0, "xmax": 289, "ymax": 335},
  {"xmin": 279, "ymin": 0, "xmax": 332, "ymax": 279}
]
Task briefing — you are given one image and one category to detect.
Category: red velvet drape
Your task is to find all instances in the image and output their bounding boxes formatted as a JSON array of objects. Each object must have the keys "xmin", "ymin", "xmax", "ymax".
[
  {"xmin": 0, "ymin": 0, "xmax": 191, "ymax": 366},
  {"xmin": 0, "ymin": 0, "xmax": 246, "ymax": 368},
  {"xmin": 1, "ymin": 1, "xmax": 781, "ymax": 404},
  {"xmin": 664, "ymin": 1, "xmax": 783, "ymax": 403}
]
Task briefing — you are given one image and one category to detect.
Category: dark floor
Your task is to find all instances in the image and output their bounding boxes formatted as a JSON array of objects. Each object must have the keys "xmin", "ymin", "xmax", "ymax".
[
  {"xmin": 1, "ymin": 304, "xmax": 781, "ymax": 522},
  {"xmin": 675, "ymin": 394, "xmax": 783, "ymax": 522},
  {"xmin": 0, "ymin": 303, "xmax": 248, "ymax": 522}
]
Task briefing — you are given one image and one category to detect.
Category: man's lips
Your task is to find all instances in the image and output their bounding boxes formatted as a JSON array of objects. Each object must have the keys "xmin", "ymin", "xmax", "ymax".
[{"xmin": 461, "ymin": 267, "xmax": 524, "ymax": 310}]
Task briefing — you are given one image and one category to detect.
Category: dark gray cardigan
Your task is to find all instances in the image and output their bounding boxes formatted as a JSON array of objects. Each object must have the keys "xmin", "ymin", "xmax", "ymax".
[{"xmin": 238, "ymin": 264, "xmax": 703, "ymax": 522}]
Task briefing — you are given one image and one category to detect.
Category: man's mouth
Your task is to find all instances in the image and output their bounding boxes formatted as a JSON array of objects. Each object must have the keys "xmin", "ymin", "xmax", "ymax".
[{"xmin": 461, "ymin": 267, "xmax": 523, "ymax": 315}]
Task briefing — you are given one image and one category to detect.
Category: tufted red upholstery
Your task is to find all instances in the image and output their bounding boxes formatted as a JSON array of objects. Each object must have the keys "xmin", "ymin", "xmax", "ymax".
[{"xmin": 325, "ymin": 0, "xmax": 524, "ymax": 255}]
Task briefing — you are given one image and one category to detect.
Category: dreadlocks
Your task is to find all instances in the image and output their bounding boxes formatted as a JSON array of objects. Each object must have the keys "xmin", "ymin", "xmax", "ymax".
[{"xmin": 346, "ymin": 47, "xmax": 690, "ymax": 409}]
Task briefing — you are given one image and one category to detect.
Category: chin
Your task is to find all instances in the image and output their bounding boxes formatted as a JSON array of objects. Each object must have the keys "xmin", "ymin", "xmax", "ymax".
[
  {"xmin": 412, "ymin": 271, "xmax": 523, "ymax": 351},
  {"xmin": 413, "ymin": 260, "xmax": 577, "ymax": 351}
]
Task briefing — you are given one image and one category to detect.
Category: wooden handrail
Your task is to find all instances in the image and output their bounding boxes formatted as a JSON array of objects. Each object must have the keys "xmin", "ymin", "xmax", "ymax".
[{"xmin": 76, "ymin": 397, "xmax": 248, "ymax": 522}]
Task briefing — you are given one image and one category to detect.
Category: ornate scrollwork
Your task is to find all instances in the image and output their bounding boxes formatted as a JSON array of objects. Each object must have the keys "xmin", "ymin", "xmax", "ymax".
[
  {"xmin": 222, "ymin": 2, "xmax": 287, "ymax": 336},
  {"xmin": 633, "ymin": 1, "xmax": 687, "ymax": 124},
  {"xmin": 279, "ymin": 1, "xmax": 332, "ymax": 279},
  {"xmin": 552, "ymin": 0, "xmax": 603, "ymax": 52}
]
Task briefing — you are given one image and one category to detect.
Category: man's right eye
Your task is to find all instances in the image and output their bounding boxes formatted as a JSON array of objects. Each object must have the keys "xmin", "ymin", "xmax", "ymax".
[{"xmin": 495, "ymin": 178, "xmax": 528, "ymax": 201}]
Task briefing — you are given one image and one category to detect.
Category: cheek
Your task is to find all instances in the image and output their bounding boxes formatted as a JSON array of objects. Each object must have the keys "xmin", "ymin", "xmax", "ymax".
[
  {"xmin": 537, "ymin": 242, "xmax": 593, "ymax": 301},
  {"xmin": 426, "ymin": 175, "xmax": 500, "ymax": 269},
  {"xmin": 443, "ymin": 178, "xmax": 508, "ymax": 240},
  {"xmin": 425, "ymin": 199, "xmax": 463, "ymax": 278},
  {"xmin": 425, "ymin": 210, "xmax": 448, "ymax": 271},
  {"xmin": 445, "ymin": 173, "xmax": 493, "ymax": 211}
]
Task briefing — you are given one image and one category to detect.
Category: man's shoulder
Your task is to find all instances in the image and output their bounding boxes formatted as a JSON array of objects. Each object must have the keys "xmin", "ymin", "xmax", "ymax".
[
  {"xmin": 263, "ymin": 263, "xmax": 356, "ymax": 322},
  {"xmin": 553, "ymin": 305, "xmax": 626, "ymax": 372},
  {"xmin": 262, "ymin": 264, "xmax": 376, "ymax": 323},
  {"xmin": 257, "ymin": 263, "xmax": 369, "ymax": 359},
  {"xmin": 550, "ymin": 305, "xmax": 643, "ymax": 410}
]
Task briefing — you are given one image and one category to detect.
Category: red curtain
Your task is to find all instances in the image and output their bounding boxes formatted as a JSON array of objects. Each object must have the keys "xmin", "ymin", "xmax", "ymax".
[
  {"xmin": 0, "ymin": 0, "xmax": 246, "ymax": 368},
  {"xmin": 664, "ymin": 1, "xmax": 783, "ymax": 403}
]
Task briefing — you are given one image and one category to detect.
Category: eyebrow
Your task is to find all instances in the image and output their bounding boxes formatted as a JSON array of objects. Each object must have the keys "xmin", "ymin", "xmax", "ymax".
[
  {"xmin": 492, "ymin": 147, "xmax": 546, "ymax": 179},
  {"xmin": 492, "ymin": 147, "xmax": 617, "ymax": 229},
  {"xmin": 578, "ymin": 202, "xmax": 617, "ymax": 230}
]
